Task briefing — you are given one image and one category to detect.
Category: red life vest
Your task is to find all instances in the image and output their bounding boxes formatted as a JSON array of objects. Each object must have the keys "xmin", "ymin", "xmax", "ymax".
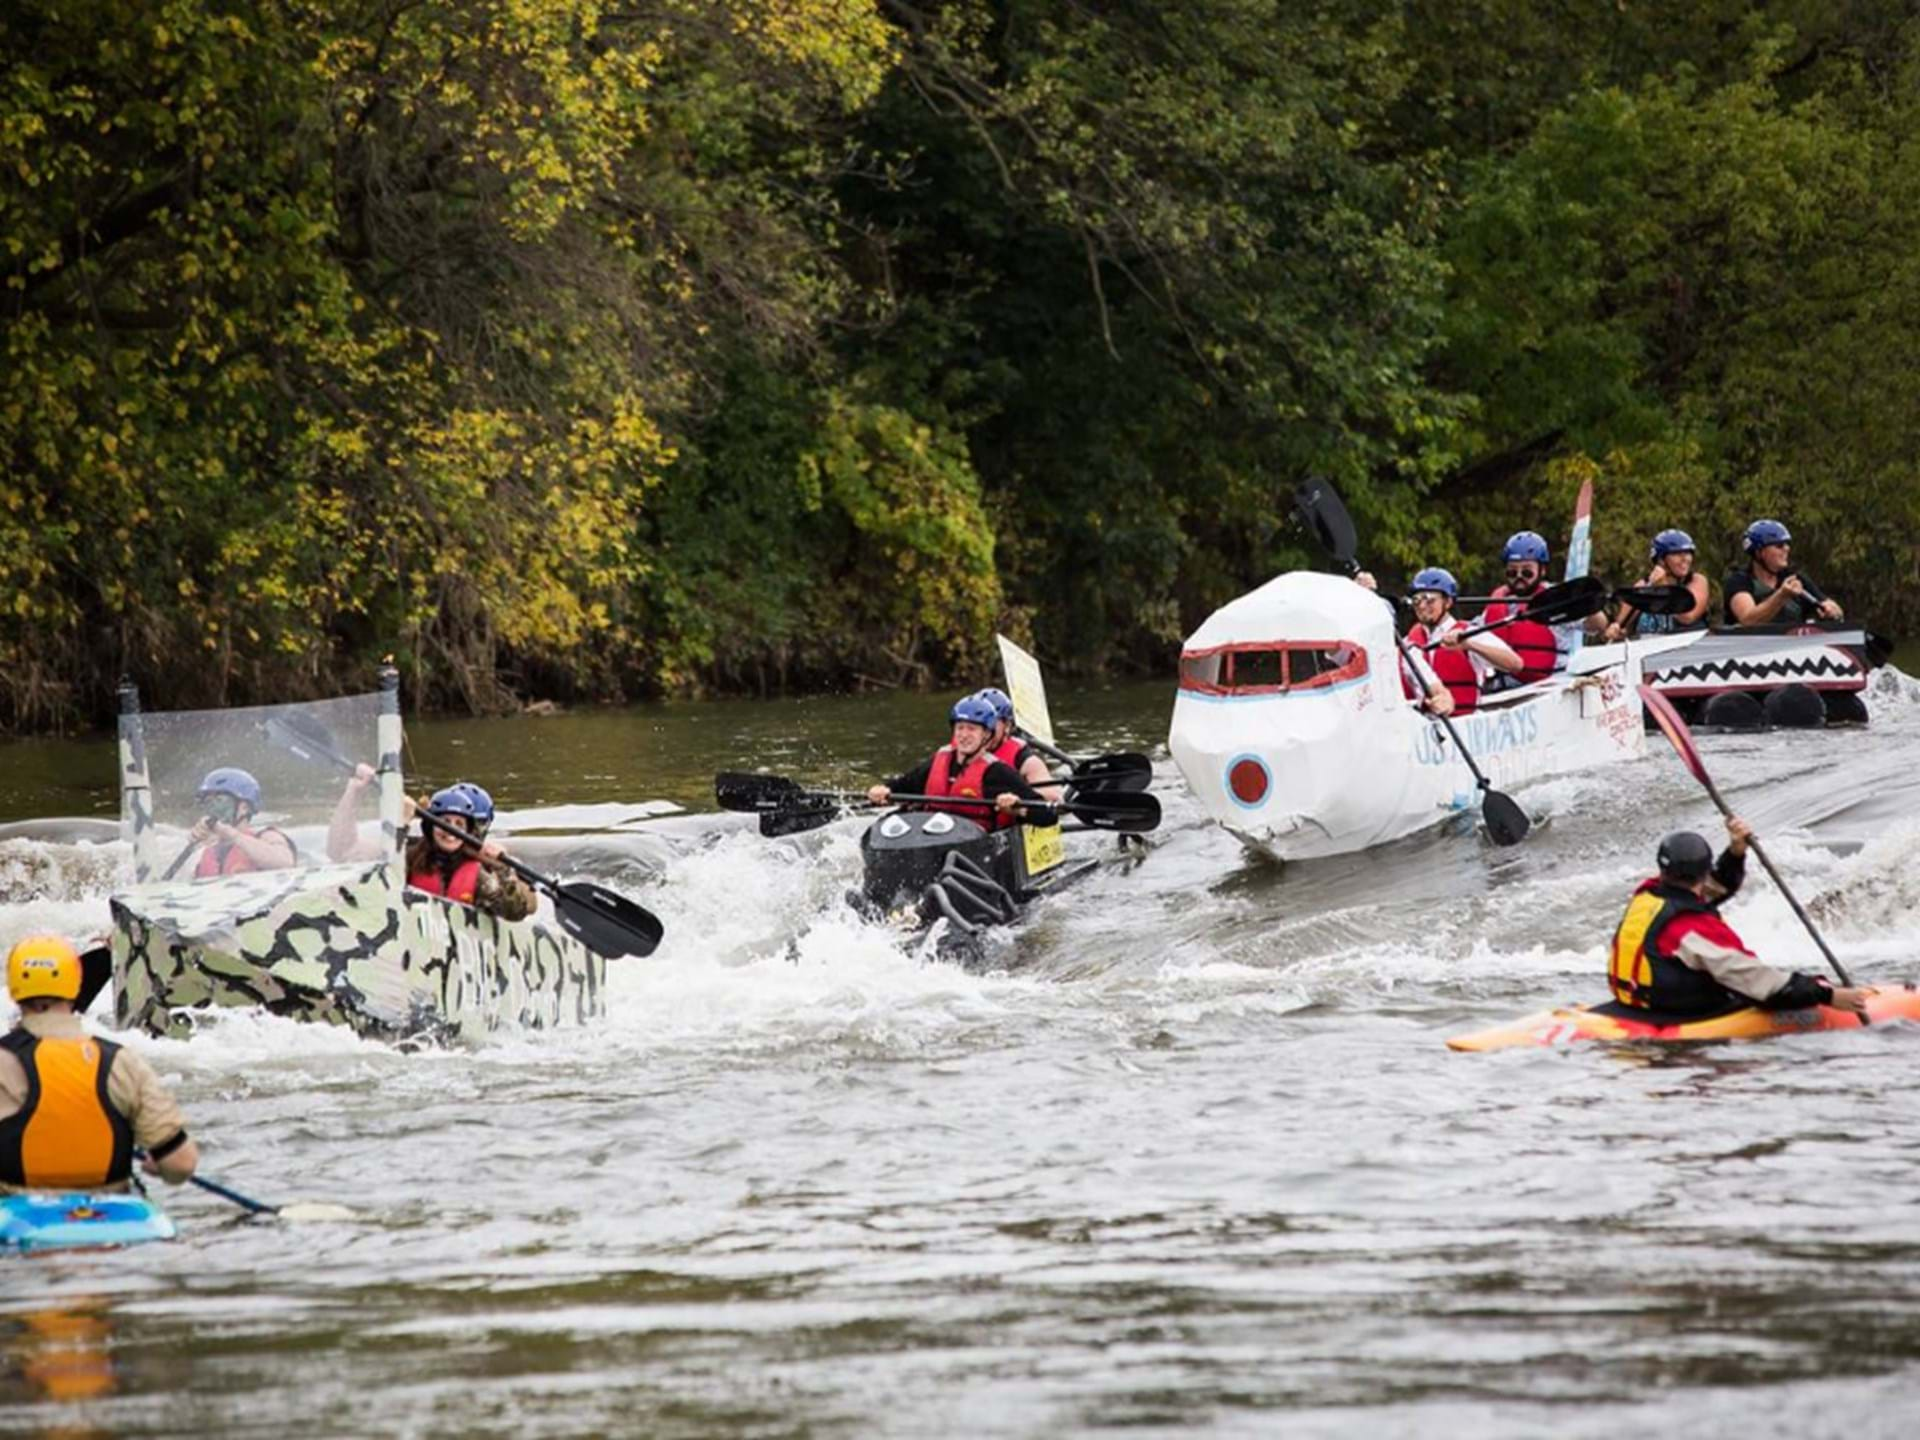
[
  {"xmin": 410, "ymin": 858, "xmax": 484, "ymax": 905},
  {"xmin": 1485, "ymin": 587, "xmax": 1560, "ymax": 683},
  {"xmin": 991, "ymin": 737, "xmax": 1035, "ymax": 771},
  {"xmin": 1407, "ymin": 623, "xmax": 1480, "ymax": 715},
  {"xmin": 925, "ymin": 746, "xmax": 1016, "ymax": 830},
  {"xmin": 0, "ymin": 1030, "xmax": 135, "ymax": 1189},
  {"xmin": 192, "ymin": 827, "xmax": 282, "ymax": 879}
]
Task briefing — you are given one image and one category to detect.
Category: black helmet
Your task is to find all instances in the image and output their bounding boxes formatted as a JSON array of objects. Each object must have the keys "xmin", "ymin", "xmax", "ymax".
[{"xmin": 1656, "ymin": 830, "xmax": 1714, "ymax": 883}]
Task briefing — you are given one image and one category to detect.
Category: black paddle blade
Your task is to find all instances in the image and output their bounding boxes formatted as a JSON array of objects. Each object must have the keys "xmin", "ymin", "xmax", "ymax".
[
  {"xmin": 1066, "ymin": 791, "xmax": 1161, "ymax": 833},
  {"xmin": 714, "ymin": 772, "xmax": 807, "ymax": 812},
  {"xmin": 262, "ymin": 711, "xmax": 356, "ymax": 773},
  {"xmin": 77, "ymin": 945, "xmax": 113, "ymax": 1014},
  {"xmin": 1613, "ymin": 583, "xmax": 1695, "ymax": 617},
  {"xmin": 552, "ymin": 880, "xmax": 663, "ymax": 958},
  {"xmin": 758, "ymin": 799, "xmax": 842, "ymax": 838},
  {"xmin": 1065, "ymin": 752, "xmax": 1154, "ymax": 794},
  {"xmin": 1293, "ymin": 478, "xmax": 1358, "ymax": 569},
  {"xmin": 1512, "ymin": 575, "xmax": 1608, "ymax": 625},
  {"xmin": 1480, "ymin": 788, "xmax": 1532, "ymax": 846}
]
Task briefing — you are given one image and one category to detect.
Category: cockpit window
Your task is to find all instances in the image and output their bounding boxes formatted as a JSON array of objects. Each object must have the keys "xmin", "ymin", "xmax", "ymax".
[{"xmin": 1177, "ymin": 641, "xmax": 1369, "ymax": 696}]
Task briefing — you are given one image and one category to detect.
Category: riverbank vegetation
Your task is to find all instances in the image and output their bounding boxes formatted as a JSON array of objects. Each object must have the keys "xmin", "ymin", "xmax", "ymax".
[{"xmin": 5, "ymin": 1, "xmax": 1917, "ymax": 731}]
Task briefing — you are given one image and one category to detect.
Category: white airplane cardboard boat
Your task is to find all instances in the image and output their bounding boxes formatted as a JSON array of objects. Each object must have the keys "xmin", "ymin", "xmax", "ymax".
[{"xmin": 1168, "ymin": 571, "xmax": 1700, "ymax": 861}]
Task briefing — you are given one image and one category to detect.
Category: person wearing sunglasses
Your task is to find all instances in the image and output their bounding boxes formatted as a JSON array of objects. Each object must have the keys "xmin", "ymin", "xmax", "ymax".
[
  {"xmin": 1479, "ymin": 531, "xmax": 1564, "ymax": 685},
  {"xmin": 1725, "ymin": 520, "xmax": 1844, "ymax": 626}
]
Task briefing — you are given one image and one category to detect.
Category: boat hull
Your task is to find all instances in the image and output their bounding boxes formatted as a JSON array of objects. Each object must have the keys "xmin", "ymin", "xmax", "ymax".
[
  {"xmin": 855, "ymin": 811, "xmax": 1099, "ymax": 946},
  {"xmin": 2, "ymin": 1192, "xmax": 176, "ymax": 1251},
  {"xmin": 1447, "ymin": 986, "xmax": 1920, "ymax": 1052},
  {"xmin": 110, "ymin": 861, "xmax": 605, "ymax": 1043}
]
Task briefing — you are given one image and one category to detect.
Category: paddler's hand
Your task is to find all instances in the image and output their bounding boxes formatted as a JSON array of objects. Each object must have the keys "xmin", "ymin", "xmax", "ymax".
[
  {"xmin": 1353, "ymin": 571, "xmax": 1377, "ymax": 591},
  {"xmin": 345, "ymin": 762, "xmax": 376, "ymax": 793},
  {"xmin": 1725, "ymin": 816, "xmax": 1752, "ymax": 856},
  {"xmin": 188, "ymin": 817, "xmax": 216, "ymax": 845},
  {"xmin": 1828, "ymin": 986, "xmax": 1874, "ymax": 1015},
  {"xmin": 1817, "ymin": 597, "xmax": 1843, "ymax": 620},
  {"xmin": 1603, "ymin": 622, "xmax": 1626, "ymax": 643},
  {"xmin": 1780, "ymin": 574, "xmax": 1806, "ymax": 599},
  {"xmin": 478, "ymin": 841, "xmax": 505, "ymax": 863},
  {"xmin": 1439, "ymin": 629, "xmax": 1466, "ymax": 649},
  {"xmin": 994, "ymin": 792, "xmax": 1022, "ymax": 815},
  {"xmin": 867, "ymin": 785, "xmax": 890, "ymax": 805},
  {"xmin": 1425, "ymin": 688, "xmax": 1455, "ymax": 718}
]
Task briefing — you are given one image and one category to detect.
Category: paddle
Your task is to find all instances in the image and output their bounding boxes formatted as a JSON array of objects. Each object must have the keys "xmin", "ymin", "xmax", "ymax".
[
  {"xmin": 1638, "ymin": 684, "xmax": 1858, "ymax": 995},
  {"xmin": 76, "ymin": 944, "xmax": 112, "ymax": 1014},
  {"xmin": 159, "ymin": 833, "xmax": 202, "ymax": 881},
  {"xmin": 263, "ymin": 715, "xmax": 664, "ymax": 959},
  {"xmin": 1423, "ymin": 579, "xmax": 1698, "ymax": 652},
  {"xmin": 1415, "ymin": 577, "xmax": 1608, "ymax": 650},
  {"xmin": 1015, "ymin": 734, "xmax": 1155, "ymax": 794},
  {"xmin": 135, "ymin": 1150, "xmax": 354, "ymax": 1221},
  {"xmin": 1293, "ymin": 480, "xmax": 1531, "ymax": 847},
  {"xmin": 714, "ymin": 771, "xmax": 1161, "ymax": 836}
]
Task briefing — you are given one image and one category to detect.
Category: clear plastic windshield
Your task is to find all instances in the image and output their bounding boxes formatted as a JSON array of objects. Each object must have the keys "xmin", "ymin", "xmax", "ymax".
[{"xmin": 120, "ymin": 691, "xmax": 387, "ymax": 883}]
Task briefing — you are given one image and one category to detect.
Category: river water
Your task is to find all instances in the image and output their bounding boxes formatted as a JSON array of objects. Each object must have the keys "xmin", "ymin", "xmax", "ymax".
[{"xmin": 4, "ymin": 672, "xmax": 1920, "ymax": 1438}]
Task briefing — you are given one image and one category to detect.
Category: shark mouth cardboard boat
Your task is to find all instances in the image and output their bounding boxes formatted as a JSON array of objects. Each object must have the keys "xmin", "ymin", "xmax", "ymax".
[
  {"xmin": 107, "ymin": 671, "xmax": 657, "ymax": 1043},
  {"xmin": 1637, "ymin": 623, "xmax": 1886, "ymax": 727}
]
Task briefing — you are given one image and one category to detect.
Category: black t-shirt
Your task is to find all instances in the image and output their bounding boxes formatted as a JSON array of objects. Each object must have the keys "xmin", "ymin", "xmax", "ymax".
[{"xmin": 1722, "ymin": 568, "xmax": 1819, "ymax": 626}]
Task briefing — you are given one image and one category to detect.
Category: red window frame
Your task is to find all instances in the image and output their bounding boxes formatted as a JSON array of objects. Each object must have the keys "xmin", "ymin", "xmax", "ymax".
[{"xmin": 1177, "ymin": 641, "xmax": 1369, "ymax": 697}]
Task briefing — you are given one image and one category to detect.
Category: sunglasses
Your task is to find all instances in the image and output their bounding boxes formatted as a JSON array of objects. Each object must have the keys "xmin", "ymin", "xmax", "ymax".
[{"xmin": 1505, "ymin": 564, "xmax": 1541, "ymax": 579}]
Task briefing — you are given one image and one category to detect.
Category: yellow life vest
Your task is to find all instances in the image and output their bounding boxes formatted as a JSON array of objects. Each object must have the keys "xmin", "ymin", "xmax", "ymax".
[
  {"xmin": 0, "ymin": 1031, "xmax": 134, "ymax": 1189},
  {"xmin": 1608, "ymin": 882, "xmax": 1723, "ymax": 1010}
]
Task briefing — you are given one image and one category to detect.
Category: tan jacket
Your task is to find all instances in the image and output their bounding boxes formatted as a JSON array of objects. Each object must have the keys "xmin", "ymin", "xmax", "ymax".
[{"xmin": 0, "ymin": 1010, "xmax": 189, "ymax": 1194}]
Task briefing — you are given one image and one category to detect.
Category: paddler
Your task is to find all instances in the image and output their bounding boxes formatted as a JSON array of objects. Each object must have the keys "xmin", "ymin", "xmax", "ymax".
[
  {"xmin": 1363, "ymin": 568, "xmax": 1521, "ymax": 716},
  {"xmin": 325, "ymin": 769, "xmax": 537, "ymax": 920},
  {"xmin": 866, "ymin": 694, "xmax": 1060, "ymax": 827},
  {"xmin": 1476, "ymin": 531, "xmax": 1568, "ymax": 686},
  {"xmin": 1608, "ymin": 818, "xmax": 1872, "ymax": 1017},
  {"xmin": 184, "ymin": 767, "xmax": 297, "ymax": 876},
  {"xmin": 1604, "ymin": 528, "xmax": 1711, "ymax": 640},
  {"xmin": 1725, "ymin": 519, "xmax": 1844, "ymax": 626},
  {"xmin": 1, "ymin": 935, "xmax": 200, "ymax": 1195},
  {"xmin": 973, "ymin": 687, "xmax": 1063, "ymax": 798}
]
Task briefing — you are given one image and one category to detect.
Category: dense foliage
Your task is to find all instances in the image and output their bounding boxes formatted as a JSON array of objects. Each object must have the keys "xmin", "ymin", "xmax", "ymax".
[{"xmin": 4, "ymin": 1, "xmax": 1915, "ymax": 730}]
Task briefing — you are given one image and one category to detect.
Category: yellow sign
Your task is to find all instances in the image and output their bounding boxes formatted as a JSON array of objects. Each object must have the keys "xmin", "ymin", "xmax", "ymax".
[
  {"xmin": 1020, "ymin": 821, "xmax": 1066, "ymax": 878},
  {"xmin": 995, "ymin": 634, "xmax": 1055, "ymax": 746}
]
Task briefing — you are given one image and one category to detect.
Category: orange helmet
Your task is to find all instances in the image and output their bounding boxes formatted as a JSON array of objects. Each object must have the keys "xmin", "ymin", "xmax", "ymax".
[{"xmin": 7, "ymin": 935, "xmax": 82, "ymax": 1002}]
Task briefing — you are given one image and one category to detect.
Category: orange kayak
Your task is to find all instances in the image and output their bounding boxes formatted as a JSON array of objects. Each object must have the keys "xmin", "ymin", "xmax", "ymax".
[{"xmin": 1447, "ymin": 985, "xmax": 1920, "ymax": 1052}]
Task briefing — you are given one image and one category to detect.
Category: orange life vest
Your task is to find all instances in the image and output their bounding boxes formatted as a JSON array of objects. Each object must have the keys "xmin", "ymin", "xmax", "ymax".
[
  {"xmin": 409, "ymin": 858, "xmax": 484, "ymax": 905},
  {"xmin": 925, "ymin": 747, "xmax": 1017, "ymax": 830},
  {"xmin": 0, "ymin": 1030, "xmax": 135, "ymax": 1189},
  {"xmin": 1407, "ymin": 623, "xmax": 1480, "ymax": 715}
]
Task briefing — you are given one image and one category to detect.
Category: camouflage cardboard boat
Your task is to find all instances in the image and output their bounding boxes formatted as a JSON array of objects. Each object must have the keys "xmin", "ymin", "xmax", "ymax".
[{"xmin": 108, "ymin": 673, "xmax": 604, "ymax": 1043}]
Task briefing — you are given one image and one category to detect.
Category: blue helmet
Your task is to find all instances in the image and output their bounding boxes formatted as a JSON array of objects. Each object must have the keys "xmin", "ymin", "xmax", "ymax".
[
  {"xmin": 1501, "ymin": 531, "xmax": 1550, "ymax": 565},
  {"xmin": 426, "ymin": 781, "xmax": 495, "ymax": 834},
  {"xmin": 948, "ymin": 694, "xmax": 998, "ymax": 730},
  {"xmin": 1410, "ymin": 567, "xmax": 1458, "ymax": 600},
  {"xmin": 973, "ymin": 687, "xmax": 1015, "ymax": 724},
  {"xmin": 196, "ymin": 767, "xmax": 262, "ymax": 811},
  {"xmin": 1743, "ymin": 518, "xmax": 1792, "ymax": 553},
  {"xmin": 1649, "ymin": 528, "xmax": 1696, "ymax": 561}
]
